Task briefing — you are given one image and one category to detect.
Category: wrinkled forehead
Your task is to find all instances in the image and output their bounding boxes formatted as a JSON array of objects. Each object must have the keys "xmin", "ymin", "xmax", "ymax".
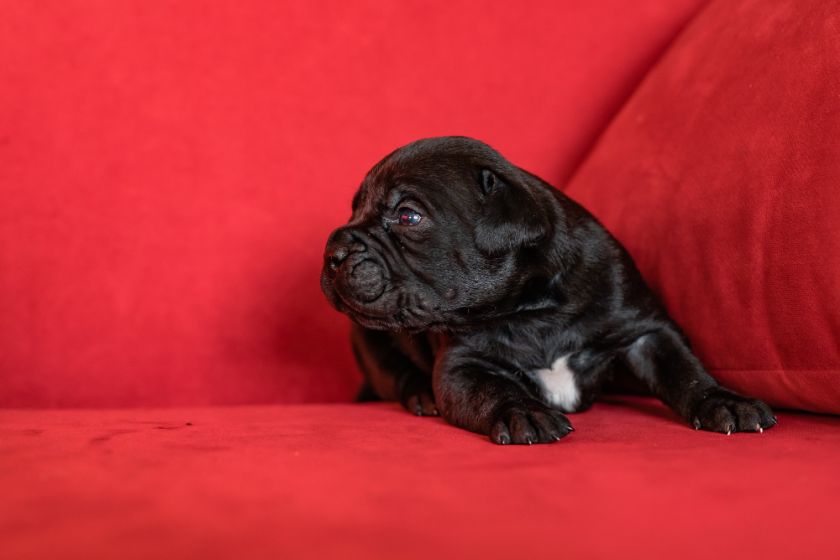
[{"xmin": 352, "ymin": 149, "xmax": 491, "ymax": 218}]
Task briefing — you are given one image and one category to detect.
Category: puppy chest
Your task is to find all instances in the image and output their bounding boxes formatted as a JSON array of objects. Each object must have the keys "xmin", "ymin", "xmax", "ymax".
[{"xmin": 533, "ymin": 355, "xmax": 581, "ymax": 412}]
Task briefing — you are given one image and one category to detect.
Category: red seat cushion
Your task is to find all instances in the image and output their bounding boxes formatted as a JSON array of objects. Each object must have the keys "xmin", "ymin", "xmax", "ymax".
[
  {"xmin": 566, "ymin": 0, "xmax": 840, "ymax": 414},
  {"xmin": 2, "ymin": 400, "xmax": 838, "ymax": 559}
]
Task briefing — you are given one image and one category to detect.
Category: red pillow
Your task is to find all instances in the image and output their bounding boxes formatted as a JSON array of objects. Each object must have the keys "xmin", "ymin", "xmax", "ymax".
[{"xmin": 566, "ymin": 0, "xmax": 840, "ymax": 414}]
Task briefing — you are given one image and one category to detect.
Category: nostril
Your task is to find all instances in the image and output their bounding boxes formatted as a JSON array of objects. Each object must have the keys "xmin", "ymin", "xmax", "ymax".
[{"xmin": 327, "ymin": 246, "xmax": 350, "ymax": 270}]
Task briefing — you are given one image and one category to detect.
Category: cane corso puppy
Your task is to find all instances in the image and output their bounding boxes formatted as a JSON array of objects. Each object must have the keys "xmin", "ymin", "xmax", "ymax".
[{"xmin": 320, "ymin": 136, "xmax": 776, "ymax": 444}]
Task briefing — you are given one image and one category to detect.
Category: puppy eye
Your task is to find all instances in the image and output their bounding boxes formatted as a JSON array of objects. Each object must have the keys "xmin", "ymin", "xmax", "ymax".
[{"xmin": 398, "ymin": 207, "xmax": 422, "ymax": 226}]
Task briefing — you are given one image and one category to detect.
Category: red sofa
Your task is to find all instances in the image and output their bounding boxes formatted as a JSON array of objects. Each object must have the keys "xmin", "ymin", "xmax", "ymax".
[{"xmin": 2, "ymin": 1, "xmax": 838, "ymax": 558}]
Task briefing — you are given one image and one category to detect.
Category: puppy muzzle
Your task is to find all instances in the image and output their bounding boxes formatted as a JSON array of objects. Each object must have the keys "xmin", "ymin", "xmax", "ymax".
[
  {"xmin": 324, "ymin": 227, "xmax": 387, "ymax": 305},
  {"xmin": 337, "ymin": 258, "xmax": 386, "ymax": 303}
]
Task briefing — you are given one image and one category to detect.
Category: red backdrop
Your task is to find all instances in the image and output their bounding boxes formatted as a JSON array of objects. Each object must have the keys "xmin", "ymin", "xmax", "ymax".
[{"xmin": 0, "ymin": 0, "xmax": 705, "ymax": 407}]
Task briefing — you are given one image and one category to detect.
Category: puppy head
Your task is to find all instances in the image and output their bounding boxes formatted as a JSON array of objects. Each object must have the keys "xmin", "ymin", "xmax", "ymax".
[{"xmin": 320, "ymin": 136, "xmax": 556, "ymax": 331}]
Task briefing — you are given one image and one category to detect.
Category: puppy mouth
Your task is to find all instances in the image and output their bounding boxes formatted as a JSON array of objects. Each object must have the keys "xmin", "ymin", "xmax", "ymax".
[
  {"xmin": 325, "ymin": 279, "xmax": 444, "ymax": 332},
  {"xmin": 338, "ymin": 292, "xmax": 426, "ymax": 331},
  {"xmin": 334, "ymin": 288, "xmax": 392, "ymax": 321},
  {"xmin": 321, "ymin": 250, "xmax": 447, "ymax": 331},
  {"xmin": 322, "ymin": 268, "xmax": 396, "ymax": 326}
]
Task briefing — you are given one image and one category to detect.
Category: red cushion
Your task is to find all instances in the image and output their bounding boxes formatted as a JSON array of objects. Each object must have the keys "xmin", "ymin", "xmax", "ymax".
[
  {"xmin": 566, "ymin": 0, "xmax": 840, "ymax": 414},
  {"xmin": 0, "ymin": 0, "xmax": 705, "ymax": 407},
  {"xmin": 2, "ymin": 399, "xmax": 838, "ymax": 559}
]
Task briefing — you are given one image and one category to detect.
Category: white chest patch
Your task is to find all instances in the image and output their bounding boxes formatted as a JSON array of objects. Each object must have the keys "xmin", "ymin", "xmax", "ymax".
[{"xmin": 534, "ymin": 355, "xmax": 580, "ymax": 412}]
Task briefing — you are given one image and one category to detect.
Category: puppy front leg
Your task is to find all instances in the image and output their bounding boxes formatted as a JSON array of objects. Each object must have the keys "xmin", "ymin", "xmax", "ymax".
[
  {"xmin": 351, "ymin": 326, "xmax": 438, "ymax": 416},
  {"xmin": 624, "ymin": 328, "xmax": 776, "ymax": 433},
  {"xmin": 434, "ymin": 352, "xmax": 573, "ymax": 444}
]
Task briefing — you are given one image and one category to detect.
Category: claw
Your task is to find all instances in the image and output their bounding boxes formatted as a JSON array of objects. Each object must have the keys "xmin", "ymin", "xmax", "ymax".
[
  {"xmin": 726, "ymin": 425, "xmax": 733, "ymax": 436},
  {"xmin": 693, "ymin": 417, "xmax": 701, "ymax": 430},
  {"xmin": 757, "ymin": 424, "xmax": 763, "ymax": 433}
]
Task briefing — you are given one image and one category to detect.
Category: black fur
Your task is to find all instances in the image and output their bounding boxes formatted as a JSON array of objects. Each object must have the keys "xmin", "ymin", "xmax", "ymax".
[{"xmin": 321, "ymin": 137, "xmax": 776, "ymax": 444}]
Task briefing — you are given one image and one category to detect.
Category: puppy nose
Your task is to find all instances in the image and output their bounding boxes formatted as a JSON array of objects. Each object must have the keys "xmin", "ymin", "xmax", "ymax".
[
  {"xmin": 327, "ymin": 245, "xmax": 350, "ymax": 270},
  {"xmin": 325, "ymin": 228, "xmax": 367, "ymax": 271}
]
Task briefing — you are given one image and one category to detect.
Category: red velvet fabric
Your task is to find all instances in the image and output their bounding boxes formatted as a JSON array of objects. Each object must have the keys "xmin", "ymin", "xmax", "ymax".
[
  {"xmin": 0, "ymin": 1, "xmax": 705, "ymax": 407},
  {"xmin": 566, "ymin": 0, "xmax": 840, "ymax": 414},
  {"xmin": 2, "ymin": 398, "xmax": 838, "ymax": 560}
]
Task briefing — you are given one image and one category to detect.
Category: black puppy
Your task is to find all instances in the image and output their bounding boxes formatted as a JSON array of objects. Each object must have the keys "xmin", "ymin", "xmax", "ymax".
[{"xmin": 321, "ymin": 137, "xmax": 776, "ymax": 444}]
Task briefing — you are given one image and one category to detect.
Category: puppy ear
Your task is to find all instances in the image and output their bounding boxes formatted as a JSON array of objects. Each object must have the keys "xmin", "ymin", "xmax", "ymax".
[{"xmin": 474, "ymin": 169, "xmax": 550, "ymax": 256}]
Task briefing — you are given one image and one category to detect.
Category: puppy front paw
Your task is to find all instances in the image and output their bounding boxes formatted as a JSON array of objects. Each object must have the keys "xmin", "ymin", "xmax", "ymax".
[
  {"xmin": 399, "ymin": 376, "xmax": 439, "ymax": 416},
  {"xmin": 690, "ymin": 389, "xmax": 777, "ymax": 434},
  {"xmin": 490, "ymin": 400, "xmax": 573, "ymax": 445}
]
